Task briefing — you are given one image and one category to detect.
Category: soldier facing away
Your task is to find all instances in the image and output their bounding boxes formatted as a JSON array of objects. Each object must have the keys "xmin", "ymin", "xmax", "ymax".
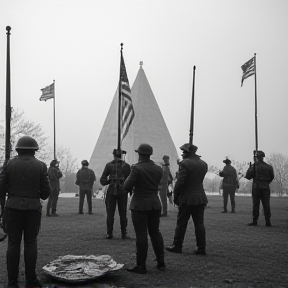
[
  {"xmin": 245, "ymin": 150, "xmax": 274, "ymax": 227},
  {"xmin": 75, "ymin": 160, "xmax": 96, "ymax": 215},
  {"xmin": 46, "ymin": 159, "xmax": 63, "ymax": 217},
  {"xmin": 100, "ymin": 149, "xmax": 131, "ymax": 239},
  {"xmin": 124, "ymin": 143, "xmax": 165, "ymax": 274},
  {"xmin": 166, "ymin": 143, "xmax": 208, "ymax": 255},
  {"xmin": 219, "ymin": 158, "xmax": 239, "ymax": 213},
  {"xmin": 0, "ymin": 136, "xmax": 50, "ymax": 288}
]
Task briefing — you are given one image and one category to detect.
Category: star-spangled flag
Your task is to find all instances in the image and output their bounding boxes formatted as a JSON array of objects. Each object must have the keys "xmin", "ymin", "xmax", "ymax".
[
  {"xmin": 40, "ymin": 83, "xmax": 54, "ymax": 101},
  {"xmin": 241, "ymin": 57, "xmax": 255, "ymax": 86},
  {"xmin": 120, "ymin": 54, "xmax": 134, "ymax": 141}
]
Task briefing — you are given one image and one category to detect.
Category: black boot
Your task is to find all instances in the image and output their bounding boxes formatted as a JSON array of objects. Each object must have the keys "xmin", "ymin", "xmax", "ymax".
[
  {"xmin": 231, "ymin": 207, "xmax": 235, "ymax": 213},
  {"xmin": 51, "ymin": 209, "xmax": 59, "ymax": 217},
  {"xmin": 266, "ymin": 221, "xmax": 272, "ymax": 227},
  {"xmin": 248, "ymin": 220, "xmax": 257, "ymax": 226},
  {"xmin": 156, "ymin": 254, "xmax": 165, "ymax": 272},
  {"xmin": 221, "ymin": 208, "xmax": 227, "ymax": 213},
  {"xmin": 165, "ymin": 244, "xmax": 182, "ymax": 254},
  {"xmin": 126, "ymin": 265, "xmax": 147, "ymax": 274},
  {"xmin": 192, "ymin": 247, "xmax": 207, "ymax": 255}
]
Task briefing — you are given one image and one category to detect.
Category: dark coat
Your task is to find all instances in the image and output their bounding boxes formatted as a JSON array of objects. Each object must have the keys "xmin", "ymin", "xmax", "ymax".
[
  {"xmin": 76, "ymin": 167, "xmax": 96, "ymax": 191},
  {"xmin": 100, "ymin": 159, "xmax": 131, "ymax": 195},
  {"xmin": 173, "ymin": 155, "xmax": 208, "ymax": 206},
  {"xmin": 219, "ymin": 164, "xmax": 238, "ymax": 189},
  {"xmin": 0, "ymin": 155, "xmax": 50, "ymax": 211},
  {"xmin": 48, "ymin": 166, "xmax": 62, "ymax": 191},
  {"xmin": 124, "ymin": 159, "xmax": 163, "ymax": 211},
  {"xmin": 245, "ymin": 161, "xmax": 274, "ymax": 189}
]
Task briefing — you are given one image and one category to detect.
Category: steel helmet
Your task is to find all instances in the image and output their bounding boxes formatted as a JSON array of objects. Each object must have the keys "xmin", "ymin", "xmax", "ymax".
[
  {"xmin": 135, "ymin": 143, "xmax": 153, "ymax": 155},
  {"xmin": 15, "ymin": 136, "xmax": 39, "ymax": 151}
]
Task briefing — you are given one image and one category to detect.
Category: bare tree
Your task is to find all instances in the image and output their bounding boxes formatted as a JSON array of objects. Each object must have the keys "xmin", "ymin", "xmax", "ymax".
[
  {"xmin": 267, "ymin": 153, "xmax": 288, "ymax": 196},
  {"xmin": 55, "ymin": 146, "xmax": 78, "ymax": 178}
]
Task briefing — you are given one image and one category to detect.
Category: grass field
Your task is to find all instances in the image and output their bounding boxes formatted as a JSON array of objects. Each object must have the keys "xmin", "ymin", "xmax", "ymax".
[{"xmin": 0, "ymin": 195, "xmax": 288, "ymax": 288}]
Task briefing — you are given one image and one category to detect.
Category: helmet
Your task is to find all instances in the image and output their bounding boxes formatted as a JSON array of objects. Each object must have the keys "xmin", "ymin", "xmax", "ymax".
[
  {"xmin": 135, "ymin": 143, "xmax": 153, "ymax": 155},
  {"xmin": 179, "ymin": 143, "xmax": 198, "ymax": 153},
  {"xmin": 81, "ymin": 160, "xmax": 89, "ymax": 166},
  {"xmin": 254, "ymin": 150, "xmax": 265, "ymax": 158},
  {"xmin": 15, "ymin": 136, "xmax": 39, "ymax": 151},
  {"xmin": 163, "ymin": 155, "xmax": 170, "ymax": 160},
  {"xmin": 113, "ymin": 149, "xmax": 122, "ymax": 157}
]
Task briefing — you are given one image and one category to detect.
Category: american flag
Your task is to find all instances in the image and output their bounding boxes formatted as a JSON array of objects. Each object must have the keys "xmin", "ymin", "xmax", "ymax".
[
  {"xmin": 40, "ymin": 83, "xmax": 54, "ymax": 101},
  {"xmin": 120, "ymin": 54, "xmax": 134, "ymax": 141},
  {"xmin": 241, "ymin": 57, "xmax": 255, "ymax": 86}
]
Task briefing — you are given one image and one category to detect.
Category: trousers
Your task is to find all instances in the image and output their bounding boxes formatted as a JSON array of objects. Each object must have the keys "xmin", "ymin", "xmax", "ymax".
[
  {"xmin": 252, "ymin": 188, "xmax": 271, "ymax": 221},
  {"xmin": 131, "ymin": 209, "xmax": 164, "ymax": 266},
  {"xmin": 105, "ymin": 194, "xmax": 128, "ymax": 234},
  {"xmin": 79, "ymin": 189, "xmax": 92, "ymax": 213},
  {"xmin": 46, "ymin": 188, "xmax": 59, "ymax": 213},
  {"xmin": 4, "ymin": 208, "xmax": 41, "ymax": 283},
  {"xmin": 159, "ymin": 187, "xmax": 168, "ymax": 215},
  {"xmin": 223, "ymin": 187, "xmax": 236, "ymax": 210},
  {"xmin": 173, "ymin": 204, "xmax": 206, "ymax": 249}
]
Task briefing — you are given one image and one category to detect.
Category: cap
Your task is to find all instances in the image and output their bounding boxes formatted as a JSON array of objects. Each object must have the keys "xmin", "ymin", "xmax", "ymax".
[
  {"xmin": 254, "ymin": 150, "xmax": 265, "ymax": 157},
  {"xmin": 135, "ymin": 143, "xmax": 153, "ymax": 155},
  {"xmin": 179, "ymin": 143, "xmax": 198, "ymax": 153},
  {"xmin": 50, "ymin": 159, "xmax": 59, "ymax": 166},
  {"xmin": 163, "ymin": 155, "xmax": 170, "ymax": 160},
  {"xmin": 223, "ymin": 158, "xmax": 231, "ymax": 164},
  {"xmin": 81, "ymin": 160, "xmax": 89, "ymax": 166},
  {"xmin": 113, "ymin": 149, "xmax": 122, "ymax": 157}
]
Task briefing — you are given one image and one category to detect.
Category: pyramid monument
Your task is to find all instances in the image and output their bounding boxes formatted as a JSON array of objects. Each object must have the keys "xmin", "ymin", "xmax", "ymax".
[{"xmin": 89, "ymin": 62, "xmax": 179, "ymax": 188}]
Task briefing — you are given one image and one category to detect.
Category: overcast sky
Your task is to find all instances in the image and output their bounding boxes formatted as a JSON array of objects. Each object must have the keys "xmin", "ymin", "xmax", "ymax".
[{"xmin": 0, "ymin": 0, "xmax": 287, "ymax": 169}]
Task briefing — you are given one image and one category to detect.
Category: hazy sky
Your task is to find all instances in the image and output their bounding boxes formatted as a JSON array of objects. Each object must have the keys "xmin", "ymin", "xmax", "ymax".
[{"xmin": 1, "ymin": 0, "xmax": 287, "ymax": 169}]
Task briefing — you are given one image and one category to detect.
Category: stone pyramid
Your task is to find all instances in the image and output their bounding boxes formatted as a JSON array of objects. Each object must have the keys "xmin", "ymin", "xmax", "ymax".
[{"xmin": 89, "ymin": 63, "xmax": 179, "ymax": 188}]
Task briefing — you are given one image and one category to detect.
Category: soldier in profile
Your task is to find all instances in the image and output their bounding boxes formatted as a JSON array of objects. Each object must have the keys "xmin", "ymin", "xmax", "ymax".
[
  {"xmin": 75, "ymin": 160, "xmax": 96, "ymax": 215},
  {"xmin": 245, "ymin": 150, "xmax": 274, "ymax": 226},
  {"xmin": 100, "ymin": 149, "xmax": 131, "ymax": 239}
]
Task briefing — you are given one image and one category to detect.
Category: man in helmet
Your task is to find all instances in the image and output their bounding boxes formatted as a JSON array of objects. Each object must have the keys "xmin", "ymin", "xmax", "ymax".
[
  {"xmin": 166, "ymin": 143, "xmax": 208, "ymax": 255},
  {"xmin": 100, "ymin": 149, "xmax": 131, "ymax": 239},
  {"xmin": 75, "ymin": 160, "xmax": 96, "ymax": 215},
  {"xmin": 219, "ymin": 158, "xmax": 239, "ymax": 213},
  {"xmin": 124, "ymin": 144, "xmax": 165, "ymax": 274},
  {"xmin": 46, "ymin": 159, "xmax": 63, "ymax": 216},
  {"xmin": 158, "ymin": 155, "xmax": 173, "ymax": 217},
  {"xmin": 0, "ymin": 136, "xmax": 50, "ymax": 288},
  {"xmin": 245, "ymin": 150, "xmax": 274, "ymax": 227}
]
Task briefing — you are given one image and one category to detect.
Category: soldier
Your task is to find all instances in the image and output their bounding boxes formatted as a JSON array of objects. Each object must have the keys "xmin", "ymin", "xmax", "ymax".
[
  {"xmin": 75, "ymin": 160, "xmax": 96, "ymax": 215},
  {"xmin": 100, "ymin": 149, "xmax": 131, "ymax": 239},
  {"xmin": 245, "ymin": 150, "xmax": 274, "ymax": 226},
  {"xmin": 158, "ymin": 155, "xmax": 173, "ymax": 217},
  {"xmin": 46, "ymin": 159, "xmax": 63, "ymax": 217},
  {"xmin": 124, "ymin": 143, "xmax": 165, "ymax": 274},
  {"xmin": 0, "ymin": 136, "xmax": 50, "ymax": 288},
  {"xmin": 219, "ymin": 158, "xmax": 239, "ymax": 213},
  {"xmin": 166, "ymin": 143, "xmax": 208, "ymax": 255}
]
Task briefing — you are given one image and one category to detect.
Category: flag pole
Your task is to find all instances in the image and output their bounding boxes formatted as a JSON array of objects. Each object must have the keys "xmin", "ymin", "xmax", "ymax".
[
  {"xmin": 5, "ymin": 26, "xmax": 11, "ymax": 163},
  {"xmin": 189, "ymin": 66, "xmax": 196, "ymax": 145},
  {"xmin": 117, "ymin": 43, "xmax": 123, "ymax": 152},
  {"xmin": 53, "ymin": 79, "xmax": 56, "ymax": 159},
  {"xmin": 254, "ymin": 53, "xmax": 258, "ymax": 155}
]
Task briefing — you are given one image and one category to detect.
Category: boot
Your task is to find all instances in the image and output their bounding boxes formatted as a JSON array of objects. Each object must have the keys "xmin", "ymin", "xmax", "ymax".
[
  {"xmin": 156, "ymin": 254, "xmax": 165, "ymax": 272},
  {"xmin": 25, "ymin": 279, "xmax": 42, "ymax": 288},
  {"xmin": 121, "ymin": 231, "xmax": 127, "ymax": 239},
  {"xmin": 266, "ymin": 221, "xmax": 272, "ymax": 227},
  {"xmin": 106, "ymin": 232, "xmax": 113, "ymax": 239},
  {"xmin": 126, "ymin": 265, "xmax": 147, "ymax": 274},
  {"xmin": 248, "ymin": 220, "xmax": 257, "ymax": 226},
  {"xmin": 165, "ymin": 244, "xmax": 182, "ymax": 254},
  {"xmin": 231, "ymin": 207, "xmax": 235, "ymax": 213},
  {"xmin": 192, "ymin": 247, "xmax": 207, "ymax": 255},
  {"xmin": 51, "ymin": 209, "xmax": 59, "ymax": 217},
  {"xmin": 221, "ymin": 208, "xmax": 227, "ymax": 213}
]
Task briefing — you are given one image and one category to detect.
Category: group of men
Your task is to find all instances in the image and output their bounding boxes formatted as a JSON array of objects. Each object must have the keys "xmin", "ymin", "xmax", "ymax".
[{"xmin": 0, "ymin": 135, "xmax": 275, "ymax": 286}]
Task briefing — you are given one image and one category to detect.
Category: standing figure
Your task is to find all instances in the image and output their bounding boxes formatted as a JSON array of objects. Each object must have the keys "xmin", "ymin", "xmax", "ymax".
[
  {"xmin": 158, "ymin": 155, "xmax": 173, "ymax": 217},
  {"xmin": 76, "ymin": 160, "xmax": 96, "ymax": 215},
  {"xmin": 245, "ymin": 150, "xmax": 274, "ymax": 226},
  {"xmin": 124, "ymin": 144, "xmax": 165, "ymax": 274},
  {"xmin": 166, "ymin": 143, "xmax": 208, "ymax": 255},
  {"xmin": 46, "ymin": 159, "xmax": 63, "ymax": 217},
  {"xmin": 100, "ymin": 149, "xmax": 131, "ymax": 239},
  {"xmin": 219, "ymin": 158, "xmax": 239, "ymax": 213},
  {"xmin": 0, "ymin": 136, "xmax": 50, "ymax": 288}
]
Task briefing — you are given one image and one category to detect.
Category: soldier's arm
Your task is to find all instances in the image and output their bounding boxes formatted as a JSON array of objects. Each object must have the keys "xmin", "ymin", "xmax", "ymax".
[
  {"xmin": 123, "ymin": 165, "xmax": 138, "ymax": 192},
  {"xmin": 245, "ymin": 165, "xmax": 254, "ymax": 180},
  {"xmin": 100, "ymin": 164, "xmax": 111, "ymax": 186},
  {"xmin": 173, "ymin": 162, "xmax": 188, "ymax": 204},
  {"xmin": 39, "ymin": 163, "xmax": 51, "ymax": 200}
]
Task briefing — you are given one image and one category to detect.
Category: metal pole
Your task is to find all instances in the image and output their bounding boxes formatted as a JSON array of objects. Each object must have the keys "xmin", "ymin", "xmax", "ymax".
[
  {"xmin": 117, "ymin": 43, "xmax": 123, "ymax": 151},
  {"xmin": 254, "ymin": 53, "xmax": 258, "ymax": 154},
  {"xmin": 53, "ymin": 79, "xmax": 56, "ymax": 159},
  {"xmin": 189, "ymin": 66, "xmax": 196, "ymax": 145}
]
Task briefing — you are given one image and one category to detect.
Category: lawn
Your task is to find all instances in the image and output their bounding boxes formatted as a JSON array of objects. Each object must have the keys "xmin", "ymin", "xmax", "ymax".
[{"xmin": 0, "ymin": 195, "xmax": 287, "ymax": 288}]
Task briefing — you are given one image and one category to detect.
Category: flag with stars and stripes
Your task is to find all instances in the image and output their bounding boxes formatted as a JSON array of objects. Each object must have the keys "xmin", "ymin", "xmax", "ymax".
[
  {"xmin": 119, "ymin": 54, "xmax": 134, "ymax": 141},
  {"xmin": 40, "ymin": 83, "xmax": 54, "ymax": 101},
  {"xmin": 241, "ymin": 57, "xmax": 255, "ymax": 86}
]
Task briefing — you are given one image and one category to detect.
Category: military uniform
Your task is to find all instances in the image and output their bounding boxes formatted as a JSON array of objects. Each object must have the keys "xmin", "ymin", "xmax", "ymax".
[
  {"xmin": 46, "ymin": 160, "xmax": 63, "ymax": 216},
  {"xmin": 245, "ymin": 151, "xmax": 274, "ymax": 226},
  {"xmin": 219, "ymin": 159, "xmax": 238, "ymax": 213},
  {"xmin": 158, "ymin": 155, "xmax": 173, "ymax": 217},
  {"xmin": 76, "ymin": 160, "xmax": 96, "ymax": 214},
  {"xmin": 100, "ymin": 150, "xmax": 131, "ymax": 239},
  {"xmin": 166, "ymin": 143, "xmax": 208, "ymax": 255},
  {"xmin": 124, "ymin": 143, "xmax": 165, "ymax": 274},
  {"xmin": 0, "ymin": 136, "xmax": 50, "ymax": 288}
]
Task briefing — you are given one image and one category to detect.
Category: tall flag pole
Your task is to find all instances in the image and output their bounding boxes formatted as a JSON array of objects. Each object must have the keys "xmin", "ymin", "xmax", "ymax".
[
  {"xmin": 189, "ymin": 66, "xmax": 196, "ymax": 145},
  {"xmin": 40, "ymin": 80, "xmax": 56, "ymax": 159},
  {"xmin": 117, "ymin": 43, "xmax": 134, "ymax": 151},
  {"xmin": 241, "ymin": 54, "xmax": 257, "ymax": 157}
]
